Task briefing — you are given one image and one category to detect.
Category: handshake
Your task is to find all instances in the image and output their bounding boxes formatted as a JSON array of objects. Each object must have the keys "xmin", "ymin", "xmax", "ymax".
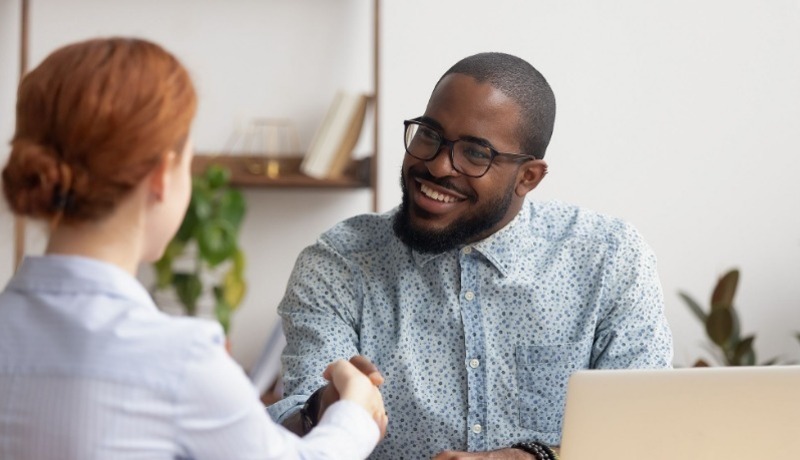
[{"xmin": 310, "ymin": 356, "xmax": 389, "ymax": 440}]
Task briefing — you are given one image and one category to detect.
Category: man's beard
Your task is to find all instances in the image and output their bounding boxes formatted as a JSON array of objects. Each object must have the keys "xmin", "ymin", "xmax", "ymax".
[{"xmin": 392, "ymin": 169, "xmax": 514, "ymax": 254}]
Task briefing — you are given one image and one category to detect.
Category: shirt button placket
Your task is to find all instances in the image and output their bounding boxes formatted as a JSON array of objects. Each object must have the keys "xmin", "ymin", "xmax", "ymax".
[{"xmin": 460, "ymin": 249, "xmax": 486, "ymax": 451}]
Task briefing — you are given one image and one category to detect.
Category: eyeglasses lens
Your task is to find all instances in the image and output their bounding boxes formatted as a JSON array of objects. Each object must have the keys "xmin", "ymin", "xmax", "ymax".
[{"xmin": 404, "ymin": 122, "xmax": 492, "ymax": 177}]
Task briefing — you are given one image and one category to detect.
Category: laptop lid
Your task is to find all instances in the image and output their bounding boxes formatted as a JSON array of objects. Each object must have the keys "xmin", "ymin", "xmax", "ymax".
[{"xmin": 559, "ymin": 366, "xmax": 800, "ymax": 460}]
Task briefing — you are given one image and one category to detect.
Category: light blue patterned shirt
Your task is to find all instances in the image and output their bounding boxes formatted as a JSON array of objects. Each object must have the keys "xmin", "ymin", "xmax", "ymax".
[{"xmin": 269, "ymin": 199, "xmax": 673, "ymax": 458}]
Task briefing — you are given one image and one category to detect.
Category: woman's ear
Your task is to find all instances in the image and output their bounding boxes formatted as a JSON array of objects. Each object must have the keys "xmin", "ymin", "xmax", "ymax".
[
  {"xmin": 515, "ymin": 159, "xmax": 548, "ymax": 197},
  {"xmin": 147, "ymin": 152, "xmax": 177, "ymax": 202}
]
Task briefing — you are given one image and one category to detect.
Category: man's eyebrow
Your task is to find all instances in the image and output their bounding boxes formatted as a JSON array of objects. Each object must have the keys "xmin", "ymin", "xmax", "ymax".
[
  {"xmin": 417, "ymin": 115, "xmax": 495, "ymax": 148},
  {"xmin": 460, "ymin": 135, "xmax": 494, "ymax": 149}
]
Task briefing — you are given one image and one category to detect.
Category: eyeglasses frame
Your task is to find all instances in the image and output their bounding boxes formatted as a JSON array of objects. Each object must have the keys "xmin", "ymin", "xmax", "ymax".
[{"xmin": 403, "ymin": 117, "xmax": 536, "ymax": 178}]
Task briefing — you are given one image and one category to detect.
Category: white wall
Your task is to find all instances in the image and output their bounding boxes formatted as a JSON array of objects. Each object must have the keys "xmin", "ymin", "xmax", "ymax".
[
  {"xmin": 2, "ymin": 0, "xmax": 799, "ymax": 369},
  {"xmin": 0, "ymin": 0, "xmax": 374, "ymax": 370},
  {"xmin": 378, "ymin": 0, "xmax": 800, "ymax": 366},
  {"xmin": 0, "ymin": 0, "xmax": 21, "ymax": 287}
]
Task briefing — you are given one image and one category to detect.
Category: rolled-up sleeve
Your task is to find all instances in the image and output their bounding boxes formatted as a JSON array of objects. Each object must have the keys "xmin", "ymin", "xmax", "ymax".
[{"xmin": 267, "ymin": 237, "xmax": 363, "ymax": 422}]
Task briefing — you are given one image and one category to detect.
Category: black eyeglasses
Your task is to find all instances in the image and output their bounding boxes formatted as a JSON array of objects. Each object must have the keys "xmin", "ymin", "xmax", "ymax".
[{"xmin": 403, "ymin": 118, "xmax": 534, "ymax": 178}]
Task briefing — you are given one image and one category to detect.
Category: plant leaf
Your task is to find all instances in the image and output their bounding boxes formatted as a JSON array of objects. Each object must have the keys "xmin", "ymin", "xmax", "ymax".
[
  {"xmin": 153, "ymin": 240, "xmax": 177, "ymax": 287},
  {"xmin": 223, "ymin": 268, "xmax": 247, "ymax": 309},
  {"xmin": 154, "ymin": 256, "xmax": 174, "ymax": 289},
  {"xmin": 154, "ymin": 240, "xmax": 187, "ymax": 289},
  {"xmin": 191, "ymin": 182, "xmax": 214, "ymax": 221},
  {"xmin": 725, "ymin": 308, "xmax": 742, "ymax": 350},
  {"xmin": 205, "ymin": 164, "xmax": 231, "ymax": 189},
  {"xmin": 706, "ymin": 308, "xmax": 734, "ymax": 347},
  {"xmin": 678, "ymin": 292, "xmax": 707, "ymax": 323},
  {"xmin": 218, "ymin": 189, "xmax": 246, "ymax": 230},
  {"xmin": 196, "ymin": 220, "xmax": 237, "ymax": 267},
  {"xmin": 175, "ymin": 200, "xmax": 199, "ymax": 243},
  {"xmin": 732, "ymin": 335, "xmax": 755, "ymax": 366},
  {"xmin": 232, "ymin": 248, "xmax": 246, "ymax": 275},
  {"xmin": 711, "ymin": 269, "xmax": 739, "ymax": 310},
  {"xmin": 164, "ymin": 239, "xmax": 186, "ymax": 259},
  {"xmin": 742, "ymin": 349, "xmax": 756, "ymax": 366},
  {"xmin": 172, "ymin": 272, "xmax": 202, "ymax": 316},
  {"xmin": 761, "ymin": 357, "xmax": 782, "ymax": 366},
  {"xmin": 213, "ymin": 286, "xmax": 232, "ymax": 334}
]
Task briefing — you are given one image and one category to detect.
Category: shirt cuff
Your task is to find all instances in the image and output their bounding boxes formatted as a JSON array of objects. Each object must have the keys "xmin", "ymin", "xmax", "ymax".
[{"xmin": 313, "ymin": 400, "xmax": 380, "ymax": 459}]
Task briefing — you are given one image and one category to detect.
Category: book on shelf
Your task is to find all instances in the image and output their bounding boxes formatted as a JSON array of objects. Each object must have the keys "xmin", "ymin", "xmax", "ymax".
[{"xmin": 300, "ymin": 91, "xmax": 370, "ymax": 179}]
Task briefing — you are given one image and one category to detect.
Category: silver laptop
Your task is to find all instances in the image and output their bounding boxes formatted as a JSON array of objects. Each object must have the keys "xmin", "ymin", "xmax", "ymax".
[{"xmin": 559, "ymin": 366, "xmax": 800, "ymax": 459}]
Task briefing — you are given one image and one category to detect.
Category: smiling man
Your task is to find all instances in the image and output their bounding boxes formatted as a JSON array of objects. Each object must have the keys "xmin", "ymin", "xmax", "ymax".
[{"xmin": 268, "ymin": 52, "xmax": 673, "ymax": 459}]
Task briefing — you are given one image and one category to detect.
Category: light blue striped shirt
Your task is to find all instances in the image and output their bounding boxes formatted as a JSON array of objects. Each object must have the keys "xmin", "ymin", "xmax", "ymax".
[
  {"xmin": 269, "ymin": 199, "xmax": 673, "ymax": 459},
  {"xmin": 0, "ymin": 255, "xmax": 378, "ymax": 460}
]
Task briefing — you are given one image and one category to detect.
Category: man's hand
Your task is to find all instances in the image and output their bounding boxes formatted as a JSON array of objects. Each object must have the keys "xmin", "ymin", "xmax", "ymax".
[
  {"xmin": 432, "ymin": 448, "xmax": 537, "ymax": 459},
  {"xmin": 348, "ymin": 354, "xmax": 385, "ymax": 386}
]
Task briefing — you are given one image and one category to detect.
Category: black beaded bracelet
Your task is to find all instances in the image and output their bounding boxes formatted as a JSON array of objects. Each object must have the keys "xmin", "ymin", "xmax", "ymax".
[{"xmin": 511, "ymin": 441, "xmax": 559, "ymax": 460}]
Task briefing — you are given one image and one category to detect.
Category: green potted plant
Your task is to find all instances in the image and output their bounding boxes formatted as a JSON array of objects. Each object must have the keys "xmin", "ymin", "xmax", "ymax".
[
  {"xmin": 152, "ymin": 164, "xmax": 247, "ymax": 334},
  {"xmin": 678, "ymin": 268, "xmax": 780, "ymax": 366}
]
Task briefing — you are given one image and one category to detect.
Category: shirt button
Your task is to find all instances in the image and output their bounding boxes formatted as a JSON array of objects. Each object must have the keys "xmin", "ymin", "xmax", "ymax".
[
  {"xmin": 464, "ymin": 291, "xmax": 475, "ymax": 301},
  {"xmin": 462, "ymin": 246, "xmax": 473, "ymax": 254},
  {"xmin": 471, "ymin": 424, "xmax": 482, "ymax": 434},
  {"xmin": 469, "ymin": 359, "xmax": 480, "ymax": 369}
]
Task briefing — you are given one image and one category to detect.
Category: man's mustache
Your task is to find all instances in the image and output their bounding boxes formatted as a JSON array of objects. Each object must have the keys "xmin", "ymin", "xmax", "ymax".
[{"xmin": 407, "ymin": 168, "xmax": 474, "ymax": 200}]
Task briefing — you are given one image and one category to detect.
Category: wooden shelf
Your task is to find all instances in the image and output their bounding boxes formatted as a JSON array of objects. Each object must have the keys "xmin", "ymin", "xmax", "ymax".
[{"xmin": 192, "ymin": 154, "xmax": 372, "ymax": 189}]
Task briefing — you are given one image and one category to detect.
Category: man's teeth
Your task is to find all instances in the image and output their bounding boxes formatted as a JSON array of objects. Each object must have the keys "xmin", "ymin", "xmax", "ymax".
[{"xmin": 420, "ymin": 183, "xmax": 457, "ymax": 203}]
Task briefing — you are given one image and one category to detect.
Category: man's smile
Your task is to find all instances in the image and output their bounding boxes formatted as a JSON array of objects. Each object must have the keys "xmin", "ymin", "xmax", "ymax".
[
  {"xmin": 411, "ymin": 176, "xmax": 469, "ymax": 216},
  {"xmin": 419, "ymin": 182, "xmax": 459, "ymax": 203}
]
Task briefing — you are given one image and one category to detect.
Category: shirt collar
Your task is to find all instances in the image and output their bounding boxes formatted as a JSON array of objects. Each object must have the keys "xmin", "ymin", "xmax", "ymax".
[
  {"xmin": 409, "ymin": 201, "xmax": 532, "ymax": 276},
  {"xmin": 411, "ymin": 247, "xmax": 443, "ymax": 267},
  {"xmin": 471, "ymin": 202, "xmax": 531, "ymax": 277},
  {"xmin": 9, "ymin": 254, "xmax": 157, "ymax": 310}
]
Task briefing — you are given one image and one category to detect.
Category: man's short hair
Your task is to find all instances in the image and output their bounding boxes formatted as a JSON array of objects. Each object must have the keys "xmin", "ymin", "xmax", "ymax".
[{"xmin": 438, "ymin": 52, "xmax": 556, "ymax": 159}]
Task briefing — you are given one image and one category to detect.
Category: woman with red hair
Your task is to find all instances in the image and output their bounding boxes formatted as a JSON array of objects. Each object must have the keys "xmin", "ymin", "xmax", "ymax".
[{"xmin": 0, "ymin": 37, "xmax": 386, "ymax": 459}]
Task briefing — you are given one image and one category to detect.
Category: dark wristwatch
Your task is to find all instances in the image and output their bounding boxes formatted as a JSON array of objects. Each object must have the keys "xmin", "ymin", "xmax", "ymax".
[
  {"xmin": 511, "ymin": 441, "xmax": 559, "ymax": 460},
  {"xmin": 299, "ymin": 386, "xmax": 326, "ymax": 434}
]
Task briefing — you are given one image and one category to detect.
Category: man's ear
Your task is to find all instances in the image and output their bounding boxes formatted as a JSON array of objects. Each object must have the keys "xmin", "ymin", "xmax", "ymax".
[
  {"xmin": 147, "ymin": 152, "xmax": 177, "ymax": 202},
  {"xmin": 515, "ymin": 159, "xmax": 548, "ymax": 197}
]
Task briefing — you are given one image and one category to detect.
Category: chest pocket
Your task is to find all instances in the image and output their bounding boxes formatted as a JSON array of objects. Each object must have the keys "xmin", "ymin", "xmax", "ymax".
[{"xmin": 515, "ymin": 339, "xmax": 592, "ymax": 433}]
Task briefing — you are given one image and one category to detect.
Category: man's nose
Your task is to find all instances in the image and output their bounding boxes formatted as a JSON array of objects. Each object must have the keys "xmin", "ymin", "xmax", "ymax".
[{"xmin": 425, "ymin": 143, "xmax": 459, "ymax": 177}]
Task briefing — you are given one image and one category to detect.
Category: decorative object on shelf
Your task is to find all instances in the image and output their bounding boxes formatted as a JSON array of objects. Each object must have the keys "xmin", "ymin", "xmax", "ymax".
[
  {"xmin": 223, "ymin": 117, "xmax": 300, "ymax": 179},
  {"xmin": 152, "ymin": 164, "xmax": 247, "ymax": 334},
  {"xmin": 678, "ymin": 268, "xmax": 783, "ymax": 366},
  {"xmin": 300, "ymin": 91, "xmax": 370, "ymax": 179},
  {"xmin": 191, "ymin": 154, "xmax": 372, "ymax": 189},
  {"xmin": 192, "ymin": 112, "xmax": 373, "ymax": 189}
]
